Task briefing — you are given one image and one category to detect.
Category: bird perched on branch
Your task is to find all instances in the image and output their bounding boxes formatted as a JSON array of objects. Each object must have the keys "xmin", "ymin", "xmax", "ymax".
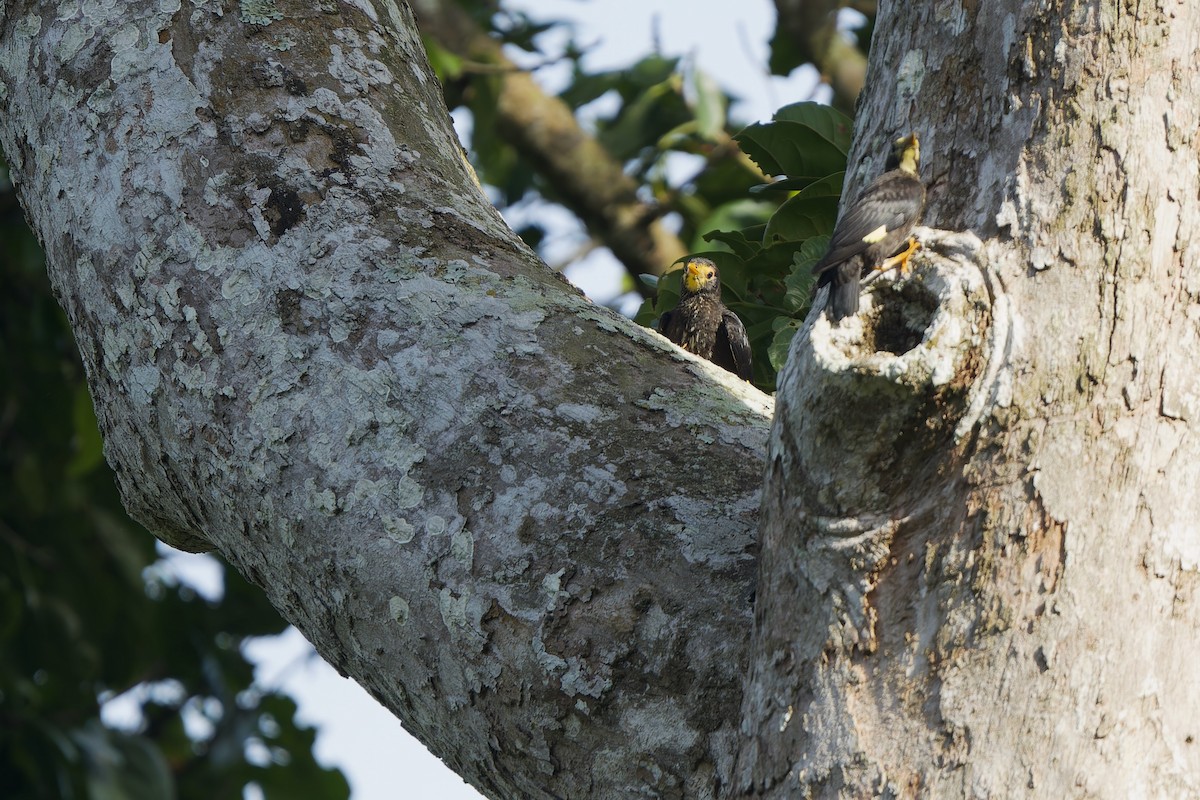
[
  {"xmin": 813, "ymin": 132, "xmax": 926, "ymax": 323},
  {"xmin": 659, "ymin": 257, "xmax": 753, "ymax": 381}
]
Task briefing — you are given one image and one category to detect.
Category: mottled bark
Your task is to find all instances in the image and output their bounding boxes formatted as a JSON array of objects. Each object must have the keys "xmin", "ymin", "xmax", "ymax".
[
  {"xmin": 410, "ymin": 0, "xmax": 687, "ymax": 283},
  {"xmin": 6, "ymin": 0, "xmax": 1198, "ymax": 798},
  {"xmin": 0, "ymin": 3, "xmax": 767, "ymax": 799},
  {"xmin": 736, "ymin": 0, "xmax": 1200, "ymax": 796}
]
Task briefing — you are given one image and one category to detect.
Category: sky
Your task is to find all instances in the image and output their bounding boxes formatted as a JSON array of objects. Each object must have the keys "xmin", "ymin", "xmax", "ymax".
[{"xmin": 139, "ymin": 3, "xmax": 827, "ymax": 799}]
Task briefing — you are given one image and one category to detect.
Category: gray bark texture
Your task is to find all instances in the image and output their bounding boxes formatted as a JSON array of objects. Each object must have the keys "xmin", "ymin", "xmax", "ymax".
[
  {"xmin": 0, "ymin": 3, "xmax": 770, "ymax": 798},
  {"xmin": 735, "ymin": 0, "xmax": 1200, "ymax": 797},
  {"xmin": 5, "ymin": 0, "xmax": 1199, "ymax": 798}
]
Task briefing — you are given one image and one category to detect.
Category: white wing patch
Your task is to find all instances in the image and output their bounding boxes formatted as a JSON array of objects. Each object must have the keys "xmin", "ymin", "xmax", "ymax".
[{"xmin": 862, "ymin": 224, "xmax": 889, "ymax": 243}]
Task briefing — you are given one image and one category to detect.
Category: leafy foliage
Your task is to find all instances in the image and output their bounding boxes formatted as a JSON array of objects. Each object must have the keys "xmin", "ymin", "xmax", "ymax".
[
  {"xmin": 637, "ymin": 103, "xmax": 853, "ymax": 392},
  {"xmin": 767, "ymin": 6, "xmax": 874, "ymax": 79},
  {"xmin": 1, "ymin": 4, "xmax": 871, "ymax": 794},
  {"xmin": 0, "ymin": 158, "xmax": 348, "ymax": 800},
  {"xmin": 426, "ymin": 12, "xmax": 769, "ymax": 289},
  {"xmin": 424, "ymin": 8, "xmax": 858, "ymax": 391}
]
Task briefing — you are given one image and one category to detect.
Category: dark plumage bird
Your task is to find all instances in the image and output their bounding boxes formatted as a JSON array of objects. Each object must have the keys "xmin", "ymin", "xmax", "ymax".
[
  {"xmin": 659, "ymin": 257, "xmax": 753, "ymax": 380},
  {"xmin": 813, "ymin": 132, "xmax": 926, "ymax": 323}
]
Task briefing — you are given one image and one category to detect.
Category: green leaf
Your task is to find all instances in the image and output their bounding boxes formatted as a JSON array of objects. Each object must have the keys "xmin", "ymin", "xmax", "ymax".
[
  {"xmin": 633, "ymin": 296, "xmax": 658, "ymax": 328},
  {"xmin": 768, "ymin": 318, "xmax": 803, "ymax": 372},
  {"xmin": 560, "ymin": 54, "xmax": 679, "ymax": 108},
  {"xmin": 695, "ymin": 201, "xmax": 775, "ymax": 254},
  {"xmin": 690, "ymin": 155, "xmax": 765, "ymax": 207},
  {"xmin": 687, "ymin": 65, "xmax": 727, "ymax": 140},
  {"xmin": 735, "ymin": 102, "xmax": 853, "ymax": 178},
  {"xmin": 793, "ymin": 234, "xmax": 831, "ymax": 271},
  {"xmin": 795, "ymin": 171, "xmax": 845, "ymax": 199},
  {"xmin": 736, "ymin": 121, "xmax": 845, "ymax": 179},
  {"xmin": 650, "ymin": 268, "xmax": 683, "ymax": 319},
  {"xmin": 494, "ymin": 12, "xmax": 559, "ymax": 53},
  {"xmin": 702, "ymin": 229, "xmax": 762, "ymax": 260},
  {"xmin": 783, "ymin": 236, "xmax": 828, "ymax": 311},
  {"xmin": 762, "ymin": 194, "xmax": 838, "ymax": 245},
  {"xmin": 656, "ymin": 119, "xmax": 698, "ymax": 150},
  {"xmin": 749, "ymin": 176, "xmax": 824, "ymax": 194},
  {"xmin": 773, "ymin": 102, "xmax": 854, "ymax": 152}
]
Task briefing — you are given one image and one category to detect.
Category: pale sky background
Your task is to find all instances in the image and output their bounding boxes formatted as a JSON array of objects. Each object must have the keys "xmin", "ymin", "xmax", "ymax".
[{"xmin": 119, "ymin": 3, "xmax": 839, "ymax": 799}]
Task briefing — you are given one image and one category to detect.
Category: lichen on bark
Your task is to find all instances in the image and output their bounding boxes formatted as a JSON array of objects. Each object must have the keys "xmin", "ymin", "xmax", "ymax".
[{"xmin": 0, "ymin": 3, "xmax": 771, "ymax": 798}]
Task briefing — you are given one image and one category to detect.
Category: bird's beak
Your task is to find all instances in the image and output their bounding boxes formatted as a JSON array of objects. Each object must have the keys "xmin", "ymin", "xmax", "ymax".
[
  {"xmin": 894, "ymin": 132, "xmax": 920, "ymax": 172},
  {"xmin": 683, "ymin": 261, "xmax": 704, "ymax": 293}
]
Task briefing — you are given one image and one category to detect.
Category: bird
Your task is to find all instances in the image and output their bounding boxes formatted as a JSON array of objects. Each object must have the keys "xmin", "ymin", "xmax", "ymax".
[
  {"xmin": 658, "ymin": 257, "xmax": 753, "ymax": 381},
  {"xmin": 812, "ymin": 132, "xmax": 926, "ymax": 323}
]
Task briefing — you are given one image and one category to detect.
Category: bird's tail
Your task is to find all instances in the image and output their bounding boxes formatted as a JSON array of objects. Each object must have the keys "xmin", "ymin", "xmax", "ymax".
[{"xmin": 825, "ymin": 267, "xmax": 859, "ymax": 323}]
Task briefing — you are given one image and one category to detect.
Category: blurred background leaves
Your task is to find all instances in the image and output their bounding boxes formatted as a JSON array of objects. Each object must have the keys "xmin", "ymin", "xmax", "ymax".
[{"xmin": 0, "ymin": 156, "xmax": 349, "ymax": 800}]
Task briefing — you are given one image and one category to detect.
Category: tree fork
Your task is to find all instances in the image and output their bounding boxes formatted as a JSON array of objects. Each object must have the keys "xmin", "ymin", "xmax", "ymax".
[{"xmin": 0, "ymin": 3, "xmax": 770, "ymax": 798}]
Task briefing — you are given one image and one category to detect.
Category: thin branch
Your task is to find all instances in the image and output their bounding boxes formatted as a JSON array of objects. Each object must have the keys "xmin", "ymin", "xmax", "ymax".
[
  {"xmin": 412, "ymin": 0, "xmax": 688, "ymax": 287},
  {"xmin": 772, "ymin": 0, "xmax": 867, "ymax": 114}
]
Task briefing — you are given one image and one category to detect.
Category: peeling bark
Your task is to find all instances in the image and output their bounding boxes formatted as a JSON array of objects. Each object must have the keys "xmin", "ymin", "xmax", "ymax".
[
  {"xmin": 0, "ymin": 3, "xmax": 767, "ymax": 798},
  {"xmin": 736, "ymin": 0, "xmax": 1200, "ymax": 796}
]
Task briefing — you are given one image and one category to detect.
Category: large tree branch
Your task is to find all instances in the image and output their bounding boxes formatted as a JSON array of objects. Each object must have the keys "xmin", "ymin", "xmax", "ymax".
[
  {"xmin": 0, "ymin": 4, "xmax": 768, "ymax": 798},
  {"xmin": 411, "ymin": 0, "xmax": 688, "ymax": 282}
]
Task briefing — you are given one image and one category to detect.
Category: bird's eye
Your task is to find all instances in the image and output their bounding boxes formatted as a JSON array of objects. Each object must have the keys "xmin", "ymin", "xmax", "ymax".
[{"xmin": 706, "ymin": 270, "xmax": 714, "ymax": 279}]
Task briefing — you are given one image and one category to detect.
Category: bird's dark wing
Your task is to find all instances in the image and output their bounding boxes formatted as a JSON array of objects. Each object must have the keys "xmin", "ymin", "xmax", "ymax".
[
  {"xmin": 814, "ymin": 172, "xmax": 923, "ymax": 273},
  {"xmin": 716, "ymin": 309, "xmax": 753, "ymax": 381},
  {"xmin": 658, "ymin": 309, "xmax": 678, "ymax": 343}
]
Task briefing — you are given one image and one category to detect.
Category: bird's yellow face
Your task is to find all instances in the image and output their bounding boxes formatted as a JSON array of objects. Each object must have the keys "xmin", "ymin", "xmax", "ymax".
[
  {"xmin": 683, "ymin": 258, "xmax": 717, "ymax": 293},
  {"xmin": 894, "ymin": 133, "xmax": 920, "ymax": 174}
]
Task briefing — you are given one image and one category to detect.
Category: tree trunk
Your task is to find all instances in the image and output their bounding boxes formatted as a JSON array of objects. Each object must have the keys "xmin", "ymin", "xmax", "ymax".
[
  {"xmin": 5, "ymin": 0, "xmax": 1199, "ymax": 798},
  {"xmin": 0, "ymin": 4, "xmax": 768, "ymax": 798},
  {"xmin": 735, "ymin": 0, "xmax": 1200, "ymax": 796}
]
